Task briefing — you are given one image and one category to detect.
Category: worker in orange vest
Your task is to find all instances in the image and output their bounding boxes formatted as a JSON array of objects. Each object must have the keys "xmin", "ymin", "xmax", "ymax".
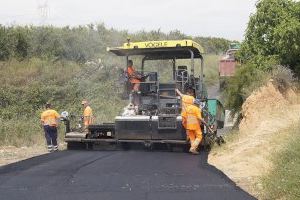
[
  {"xmin": 126, "ymin": 60, "xmax": 142, "ymax": 92},
  {"xmin": 182, "ymin": 99, "xmax": 213, "ymax": 154},
  {"xmin": 82, "ymin": 100, "xmax": 93, "ymax": 130},
  {"xmin": 175, "ymin": 87, "xmax": 195, "ymax": 129},
  {"xmin": 126, "ymin": 60, "xmax": 143, "ymax": 106},
  {"xmin": 41, "ymin": 103, "xmax": 60, "ymax": 152},
  {"xmin": 181, "ymin": 100, "xmax": 202, "ymax": 154},
  {"xmin": 175, "ymin": 88, "xmax": 195, "ymax": 108}
]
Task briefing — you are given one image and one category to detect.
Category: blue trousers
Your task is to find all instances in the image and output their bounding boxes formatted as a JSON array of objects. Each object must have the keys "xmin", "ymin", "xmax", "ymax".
[{"xmin": 43, "ymin": 125, "xmax": 58, "ymax": 147}]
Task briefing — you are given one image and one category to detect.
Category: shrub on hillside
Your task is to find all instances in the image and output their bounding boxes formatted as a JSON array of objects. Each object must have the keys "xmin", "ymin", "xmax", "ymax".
[
  {"xmin": 224, "ymin": 60, "xmax": 294, "ymax": 117},
  {"xmin": 0, "ymin": 58, "xmax": 127, "ymax": 146}
]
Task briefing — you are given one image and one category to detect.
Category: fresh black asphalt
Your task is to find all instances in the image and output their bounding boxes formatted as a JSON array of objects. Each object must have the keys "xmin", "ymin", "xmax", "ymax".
[{"xmin": 0, "ymin": 150, "xmax": 256, "ymax": 200}]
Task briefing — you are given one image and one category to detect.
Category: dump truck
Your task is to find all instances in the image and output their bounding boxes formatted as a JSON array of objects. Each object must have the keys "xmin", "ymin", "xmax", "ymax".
[
  {"xmin": 219, "ymin": 43, "xmax": 240, "ymax": 89},
  {"xmin": 63, "ymin": 39, "xmax": 225, "ymax": 151}
]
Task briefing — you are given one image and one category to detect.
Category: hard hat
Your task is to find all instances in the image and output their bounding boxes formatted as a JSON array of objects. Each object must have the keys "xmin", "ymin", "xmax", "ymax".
[{"xmin": 61, "ymin": 111, "xmax": 69, "ymax": 118}]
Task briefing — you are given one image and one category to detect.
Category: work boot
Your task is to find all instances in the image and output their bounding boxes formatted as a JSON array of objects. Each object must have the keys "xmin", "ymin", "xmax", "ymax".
[
  {"xmin": 190, "ymin": 148, "xmax": 199, "ymax": 155},
  {"xmin": 193, "ymin": 138, "xmax": 201, "ymax": 149},
  {"xmin": 189, "ymin": 138, "xmax": 201, "ymax": 155},
  {"xmin": 189, "ymin": 145, "xmax": 199, "ymax": 154},
  {"xmin": 47, "ymin": 145, "xmax": 53, "ymax": 152},
  {"xmin": 53, "ymin": 145, "xmax": 58, "ymax": 151}
]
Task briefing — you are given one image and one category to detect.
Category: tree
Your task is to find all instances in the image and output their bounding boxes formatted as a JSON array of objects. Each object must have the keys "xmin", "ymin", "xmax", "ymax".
[
  {"xmin": 0, "ymin": 26, "xmax": 11, "ymax": 60},
  {"xmin": 238, "ymin": 0, "xmax": 300, "ymax": 75},
  {"xmin": 15, "ymin": 30, "xmax": 30, "ymax": 60}
]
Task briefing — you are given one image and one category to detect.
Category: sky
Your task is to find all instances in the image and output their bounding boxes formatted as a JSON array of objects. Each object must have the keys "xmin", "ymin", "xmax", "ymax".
[{"xmin": 0, "ymin": 0, "xmax": 257, "ymax": 41}]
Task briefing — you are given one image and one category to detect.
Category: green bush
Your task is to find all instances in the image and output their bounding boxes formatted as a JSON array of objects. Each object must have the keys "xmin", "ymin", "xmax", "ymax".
[
  {"xmin": 237, "ymin": 0, "xmax": 300, "ymax": 76},
  {"xmin": 224, "ymin": 57, "xmax": 294, "ymax": 116}
]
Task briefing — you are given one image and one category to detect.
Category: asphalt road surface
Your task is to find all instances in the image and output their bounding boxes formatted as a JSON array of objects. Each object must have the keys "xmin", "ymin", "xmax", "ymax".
[{"xmin": 0, "ymin": 149, "xmax": 256, "ymax": 200}]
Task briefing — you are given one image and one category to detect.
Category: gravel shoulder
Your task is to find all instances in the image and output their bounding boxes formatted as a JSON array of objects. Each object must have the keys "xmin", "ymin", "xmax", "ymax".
[{"xmin": 0, "ymin": 143, "xmax": 66, "ymax": 166}]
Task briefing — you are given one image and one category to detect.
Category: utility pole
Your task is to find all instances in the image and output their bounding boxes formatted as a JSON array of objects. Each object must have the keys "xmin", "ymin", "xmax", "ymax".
[{"xmin": 37, "ymin": 0, "xmax": 49, "ymax": 25}]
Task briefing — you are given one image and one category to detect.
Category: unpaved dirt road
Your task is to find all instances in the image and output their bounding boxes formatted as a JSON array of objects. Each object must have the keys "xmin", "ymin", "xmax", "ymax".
[{"xmin": 0, "ymin": 150, "xmax": 255, "ymax": 200}]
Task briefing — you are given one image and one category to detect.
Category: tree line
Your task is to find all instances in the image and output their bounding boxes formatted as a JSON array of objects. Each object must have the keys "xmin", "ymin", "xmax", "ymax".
[{"xmin": 0, "ymin": 24, "xmax": 235, "ymax": 63}]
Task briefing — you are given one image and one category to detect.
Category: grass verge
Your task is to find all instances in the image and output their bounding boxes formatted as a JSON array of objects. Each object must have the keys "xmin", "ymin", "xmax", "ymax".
[{"xmin": 261, "ymin": 123, "xmax": 300, "ymax": 200}]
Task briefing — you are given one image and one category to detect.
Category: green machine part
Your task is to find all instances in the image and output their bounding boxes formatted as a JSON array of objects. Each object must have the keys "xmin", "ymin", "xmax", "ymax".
[{"xmin": 207, "ymin": 99, "xmax": 225, "ymax": 129}]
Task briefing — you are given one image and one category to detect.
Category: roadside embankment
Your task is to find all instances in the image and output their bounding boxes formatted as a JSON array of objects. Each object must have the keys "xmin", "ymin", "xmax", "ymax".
[{"xmin": 208, "ymin": 79, "xmax": 300, "ymax": 198}]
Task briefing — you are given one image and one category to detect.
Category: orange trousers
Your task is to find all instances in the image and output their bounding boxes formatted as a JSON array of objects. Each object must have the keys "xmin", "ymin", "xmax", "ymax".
[{"xmin": 186, "ymin": 129, "xmax": 202, "ymax": 144}]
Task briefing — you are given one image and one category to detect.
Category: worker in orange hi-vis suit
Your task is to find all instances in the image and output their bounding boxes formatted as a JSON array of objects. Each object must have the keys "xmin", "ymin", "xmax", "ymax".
[
  {"xmin": 175, "ymin": 87, "xmax": 195, "ymax": 111},
  {"xmin": 41, "ymin": 103, "xmax": 60, "ymax": 152},
  {"xmin": 175, "ymin": 88, "xmax": 195, "ymax": 129},
  {"xmin": 126, "ymin": 60, "xmax": 142, "ymax": 92},
  {"xmin": 81, "ymin": 100, "xmax": 93, "ymax": 130},
  {"xmin": 182, "ymin": 99, "xmax": 214, "ymax": 154},
  {"xmin": 126, "ymin": 60, "xmax": 143, "ymax": 106},
  {"xmin": 182, "ymin": 102, "xmax": 202, "ymax": 154}
]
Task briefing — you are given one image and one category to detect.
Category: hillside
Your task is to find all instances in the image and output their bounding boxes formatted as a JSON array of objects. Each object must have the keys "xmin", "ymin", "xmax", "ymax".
[{"xmin": 0, "ymin": 58, "xmax": 125, "ymax": 147}]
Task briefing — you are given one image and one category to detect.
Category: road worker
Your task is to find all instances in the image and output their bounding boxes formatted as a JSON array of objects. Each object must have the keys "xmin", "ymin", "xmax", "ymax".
[
  {"xmin": 82, "ymin": 100, "xmax": 93, "ymax": 130},
  {"xmin": 175, "ymin": 88, "xmax": 195, "ymax": 129},
  {"xmin": 126, "ymin": 60, "xmax": 142, "ymax": 92},
  {"xmin": 175, "ymin": 88, "xmax": 195, "ymax": 110},
  {"xmin": 126, "ymin": 60, "xmax": 143, "ymax": 106},
  {"xmin": 41, "ymin": 103, "xmax": 60, "ymax": 152},
  {"xmin": 181, "ymin": 99, "xmax": 203, "ymax": 154},
  {"xmin": 182, "ymin": 99, "xmax": 213, "ymax": 154}
]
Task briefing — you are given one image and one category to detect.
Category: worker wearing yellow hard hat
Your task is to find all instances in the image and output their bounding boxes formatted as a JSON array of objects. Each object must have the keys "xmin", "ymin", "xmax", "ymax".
[
  {"xmin": 81, "ymin": 100, "xmax": 93, "ymax": 130},
  {"xmin": 181, "ymin": 100, "xmax": 203, "ymax": 154},
  {"xmin": 176, "ymin": 87, "xmax": 195, "ymax": 132},
  {"xmin": 176, "ymin": 88, "xmax": 213, "ymax": 154}
]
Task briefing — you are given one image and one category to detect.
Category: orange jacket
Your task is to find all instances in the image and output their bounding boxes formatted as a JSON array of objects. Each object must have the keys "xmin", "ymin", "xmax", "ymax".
[
  {"xmin": 127, "ymin": 66, "xmax": 141, "ymax": 83},
  {"xmin": 83, "ymin": 106, "xmax": 93, "ymax": 126},
  {"xmin": 41, "ymin": 109, "xmax": 60, "ymax": 127},
  {"xmin": 181, "ymin": 95, "xmax": 195, "ymax": 113},
  {"xmin": 182, "ymin": 104, "xmax": 202, "ymax": 131}
]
